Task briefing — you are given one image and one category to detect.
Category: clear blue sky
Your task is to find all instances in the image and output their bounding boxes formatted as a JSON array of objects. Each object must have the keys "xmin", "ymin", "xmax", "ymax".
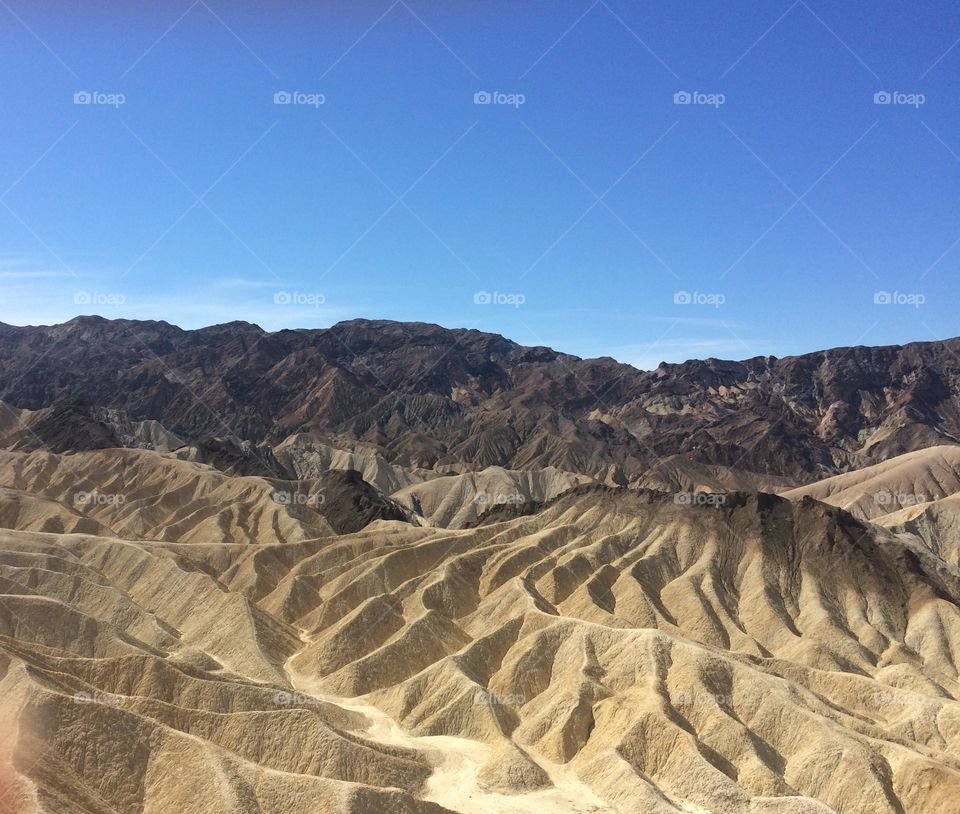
[{"xmin": 1, "ymin": 1, "xmax": 958, "ymax": 368}]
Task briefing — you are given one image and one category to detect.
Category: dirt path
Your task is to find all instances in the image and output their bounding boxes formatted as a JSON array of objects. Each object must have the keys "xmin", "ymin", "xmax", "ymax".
[{"xmin": 284, "ymin": 649, "xmax": 615, "ymax": 814}]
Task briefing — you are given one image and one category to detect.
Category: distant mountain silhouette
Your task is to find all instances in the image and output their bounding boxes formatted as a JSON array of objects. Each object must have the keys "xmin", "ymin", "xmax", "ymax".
[{"xmin": 2, "ymin": 316, "xmax": 958, "ymax": 482}]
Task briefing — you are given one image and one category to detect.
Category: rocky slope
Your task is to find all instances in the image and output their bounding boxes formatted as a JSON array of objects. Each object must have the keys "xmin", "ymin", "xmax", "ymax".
[
  {"xmin": 0, "ymin": 448, "xmax": 412, "ymax": 544},
  {"xmin": 784, "ymin": 445, "xmax": 960, "ymax": 567},
  {"xmin": 2, "ymin": 478, "xmax": 960, "ymax": 812}
]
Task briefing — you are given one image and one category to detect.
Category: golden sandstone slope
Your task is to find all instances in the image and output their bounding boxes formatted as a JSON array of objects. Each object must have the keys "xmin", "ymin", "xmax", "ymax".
[{"xmin": 0, "ymin": 447, "xmax": 959, "ymax": 812}]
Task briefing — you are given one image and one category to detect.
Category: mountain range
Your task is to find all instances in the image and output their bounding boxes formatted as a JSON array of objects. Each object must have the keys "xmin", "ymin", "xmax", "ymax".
[
  {"xmin": 2, "ymin": 316, "xmax": 959, "ymax": 483},
  {"xmin": 1, "ymin": 317, "xmax": 960, "ymax": 814}
]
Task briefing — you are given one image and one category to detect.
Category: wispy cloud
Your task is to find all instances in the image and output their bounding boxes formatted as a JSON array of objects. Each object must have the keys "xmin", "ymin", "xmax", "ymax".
[
  {"xmin": 0, "ymin": 270, "xmax": 74, "ymax": 279},
  {"xmin": 0, "ymin": 254, "xmax": 45, "ymax": 268}
]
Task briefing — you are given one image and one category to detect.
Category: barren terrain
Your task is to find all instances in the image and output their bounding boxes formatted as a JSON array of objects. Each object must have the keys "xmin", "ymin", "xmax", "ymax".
[{"xmin": 1, "ymin": 321, "xmax": 960, "ymax": 812}]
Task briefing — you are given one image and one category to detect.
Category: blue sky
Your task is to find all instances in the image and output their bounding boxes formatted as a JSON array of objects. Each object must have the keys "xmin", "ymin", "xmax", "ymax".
[{"xmin": 0, "ymin": 1, "xmax": 958, "ymax": 368}]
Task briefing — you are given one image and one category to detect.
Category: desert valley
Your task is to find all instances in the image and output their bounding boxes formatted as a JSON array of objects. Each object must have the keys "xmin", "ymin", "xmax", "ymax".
[{"xmin": 0, "ymin": 317, "xmax": 959, "ymax": 813}]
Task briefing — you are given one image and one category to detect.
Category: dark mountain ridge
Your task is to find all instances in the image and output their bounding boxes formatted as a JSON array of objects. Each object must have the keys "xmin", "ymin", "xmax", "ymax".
[{"xmin": 1, "ymin": 315, "xmax": 959, "ymax": 482}]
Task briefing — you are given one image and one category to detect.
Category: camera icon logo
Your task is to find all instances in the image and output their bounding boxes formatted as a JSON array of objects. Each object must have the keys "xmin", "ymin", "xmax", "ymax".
[
  {"xmin": 274, "ymin": 91, "xmax": 292, "ymax": 105},
  {"xmin": 673, "ymin": 90, "xmax": 692, "ymax": 105},
  {"xmin": 74, "ymin": 91, "xmax": 92, "ymax": 105},
  {"xmin": 874, "ymin": 91, "xmax": 892, "ymax": 105},
  {"xmin": 673, "ymin": 290, "xmax": 692, "ymax": 305},
  {"xmin": 74, "ymin": 291, "xmax": 92, "ymax": 305},
  {"xmin": 473, "ymin": 290, "xmax": 492, "ymax": 304},
  {"xmin": 474, "ymin": 91, "xmax": 492, "ymax": 105},
  {"xmin": 273, "ymin": 291, "xmax": 292, "ymax": 305},
  {"xmin": 873, "ymin": 291, "xmax": 891, "ymax": 305}
]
